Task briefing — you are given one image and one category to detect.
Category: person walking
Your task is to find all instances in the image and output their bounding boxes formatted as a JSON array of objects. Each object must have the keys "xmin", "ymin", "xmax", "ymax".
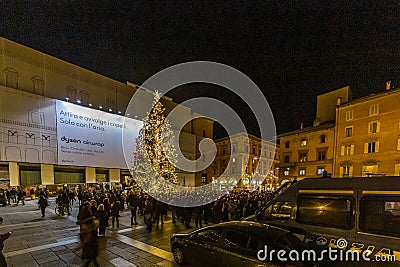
[
  {"xmin": 95, "ymin": 204, "xmax": 109, "ymax": 236},
  {"xmin": 60, "ymin": 191, "xmax": 70, "ymax": 216},
  {"xmin": 143, "ymin": 198, "xmax": 153, "ymax": 231},
  {"xmin": 80, "ymin": 217, "xmax": 100, "ymax": 267},
  {"xmin": 111, "ymin": 200, "xmax": 121, "ymax": 228},
  {"xmin": 16, "ymin": 190, "xmax": 25, "ymax": 206},
  {"xmin": 127, "ymin": 192, "xmax": 139, "ymax": 226},
  {"xmin": 77, "ymin": 201, "xmax": 93, "ymax": 226},
  {"xmin": 193, "ymin": 206, "xmax": 203, "ymax": 228},
  {"xmin": 0, "ymin": 217, "xmax": 12, "ymax": 267},
  {"xmin": 156, "ymin": 201, "xmax": 167, "ymax": 226},
  {"xmin": 38, "ymin": 195, "xmax": 49, "ymax": 217}
]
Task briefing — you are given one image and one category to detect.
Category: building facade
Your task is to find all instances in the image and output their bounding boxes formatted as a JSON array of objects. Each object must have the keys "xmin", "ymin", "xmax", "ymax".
[
  {"xmin": 277, "ymin": 86, "xmax": 352, "ymax": 181},
  {"xmin": 279, "ymin": 84, "xmax": 400, "ymax": 180},
  {"xmin": 334, "ymin": 87, "xmax": 400, "ymax": 177},
  {"xmin": 0, "ymin": 37, "xmax": 213, "ymax": 188},
  {"xmin": 278, "ymin": 123, "xmax": 335, "ymax": 180},
  {"xmin": 204, "ymin": 133, "xmax": 279, "ymax": 191}
]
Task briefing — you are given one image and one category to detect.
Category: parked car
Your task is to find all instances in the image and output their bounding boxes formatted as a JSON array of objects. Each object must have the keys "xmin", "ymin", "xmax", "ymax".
[{"xmin": 170, "ymin": 221, "xmax": 311, "ymax": 266}]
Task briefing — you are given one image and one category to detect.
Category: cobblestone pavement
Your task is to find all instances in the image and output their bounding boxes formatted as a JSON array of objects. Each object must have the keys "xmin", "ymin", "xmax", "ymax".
[{"xmin": 0, "ymin": 198, "xmax": 197, "ymax": 267}]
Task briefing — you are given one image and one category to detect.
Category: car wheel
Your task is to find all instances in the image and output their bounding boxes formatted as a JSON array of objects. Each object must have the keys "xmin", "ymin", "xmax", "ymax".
[{"xmin": 173, "ymin": 245, "xmax": 187, "ymax": 265}]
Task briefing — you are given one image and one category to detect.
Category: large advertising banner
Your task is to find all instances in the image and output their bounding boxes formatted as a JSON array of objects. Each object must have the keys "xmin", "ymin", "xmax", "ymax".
[
  {"xmin": 0, "ymin": 88, "xmax": 57, "ymax": 164},
  {"xmin": 56, "ymin": 100, "xmax": 142, "ymax": 169}
]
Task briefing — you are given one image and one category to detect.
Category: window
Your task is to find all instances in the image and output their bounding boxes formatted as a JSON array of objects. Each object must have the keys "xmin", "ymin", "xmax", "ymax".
[
  {"xmin": 301, "ymin": 138, "xmax": 307, "ymax": 146},
  {"xmin": 284, "ymin": 170, "xmax": 290, "ymax": 176},
  {"xmin": 368, "ymin": 122, "xmax": 380, "ymax": 134},
  {"xmin": 263, "ymin": 201, "xmax": 293, "ymax": 220},
  {"xmin": 202, "ymin": 155, "xmax": 206, "ymax": 162},
  {"xmin": 201, "ymin": 174, "xmax": 207, "ymax": 183},
  {"xmin": 195, "ymin": 229, "xmax": 222, "ymax": 244},
  {"xmin": 370, "ymin": 104, "xmax": 379, "ymax": 116},
  {"xmin": 299, "ymin": 168, "xmax": 306, "ymax": 176},
  {"xmin": 223, "ymin": 231, "xmax": 249, "ymax": 252},
  {"xmin": 284, "ymin": 154, "xmax": 290, "ymax": 163},
  {"xmin": 79, "ymin": 90, "xmax": 90, "ymax": 106},
  {"xmin": 298, "ymin": 151, "xmax": 308, "ymax": 162},
  {"xmin": 202, "ymin": 129, "xmax": 206, "ymax": 137},
  {"xmin": 362, "ymin": 164, "xmax": 378, "ymax": 176},
  {"xmin": 317, "ymin": 150, "xmax": 326, "ymax": 161},
  {"xmin": 222, "ymin": 148, "xmax": 226, "ymax": 155},
  {"xmin": 4, "ymin": 67, "xmax": 18, "ymax": 88},
  {"xmin": 252, "ymin": 147, "xmax": 256, "ymax": 154},
  {"xmin": 360, "ymin": 196, "xmax": 400, "ymax": 237},
  {"xmin": 345, "ymin": 126, "xmax": 353, "ymax": 137},
  {"xmin": 317, "ymin": 168, "xmax": 325, "ymax": 175},
  {"xmin": 106, "ymin": 98, "xmax": 115, "ymax": 110},
  {"xmin": 297, "ymin": 196, "xmax": 354, "ymax": 229},
  {"xmin": 231, "ymin": 166, "xmax": 235, "ymax": 173},
  {"xmin": 340, "ymin": 166, "xmax": 353, "ymax": 177},
  {"xmin": 364, "ymin": 141, "xmax": 379, "ymax": 153},
  {"xmin": 31, "ymin": 76, "xmax": 44, "ymax": 95},
  {"xmin": 232, "ymin": 145, "xmax": 237, "ymax": 153},
  {"xmin": 320, "ymin": 135, "xmax": 326, "ymax": 143},
  {"xmin": 341, "ymin": 144, "xmax": 354, "ymax": 156},
  {"xmin": 245, "ymin": 146, "xmax": 249, "ymax": 153},
  {"xmin": 345, "ymin": 110, "xmax": 354, "ymax": 121},
  {"xmin": 395, "ymin": 163, "xmax": 400, "ymax": 176},
  {"xmin": 285, "ymin": 141, "xmax": 290, "ymax": 148},
  {"xmin": 66, "ymin": 86, "xmax": 77, "ymax": 102}
]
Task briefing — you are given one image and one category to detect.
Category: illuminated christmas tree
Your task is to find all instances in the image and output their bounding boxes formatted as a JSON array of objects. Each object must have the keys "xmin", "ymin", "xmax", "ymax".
[{"xmin": 132, "ymin": 91, "xmax": 178, "ymax": 186}]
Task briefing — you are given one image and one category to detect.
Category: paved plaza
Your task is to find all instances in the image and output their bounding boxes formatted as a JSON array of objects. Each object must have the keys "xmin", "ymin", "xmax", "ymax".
[{"xmin": 0, "ymin": 198, "xmax": 194, "ymax": 267}]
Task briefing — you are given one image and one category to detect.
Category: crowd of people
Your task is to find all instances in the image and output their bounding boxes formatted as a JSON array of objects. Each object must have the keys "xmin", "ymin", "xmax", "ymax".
[
  {"xmin": 0, "ymin": 183, "xmax": 279, "ymax": 266},
  {"xmin": 49, "ymin": 186, "xmax": 276, "ymax": 232},
  {"xmin": 0, "ymin": 188, "xmax": 26, "ymax": 206}
]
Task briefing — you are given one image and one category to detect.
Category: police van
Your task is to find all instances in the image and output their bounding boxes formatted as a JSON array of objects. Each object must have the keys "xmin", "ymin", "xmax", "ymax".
[{"xmin": 255, "ymin": 177, "xmax": 400, "ymax": 263}]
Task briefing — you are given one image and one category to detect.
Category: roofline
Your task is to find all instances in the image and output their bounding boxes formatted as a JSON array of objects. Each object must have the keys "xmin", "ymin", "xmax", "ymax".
[
  {"xmin": 338, "ymin": 87, "xmax": 400, "ymax": 107},
  {"xmin": 278, "ymin": 122, "xmax": 335, "ymax": 138}
]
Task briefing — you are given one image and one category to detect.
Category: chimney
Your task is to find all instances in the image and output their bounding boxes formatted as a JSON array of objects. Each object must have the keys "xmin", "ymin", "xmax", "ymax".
[
  {"xmin": 336, "ymin": 97, "xmax": 342, "ymax": 106},
  {"xmin": 386, "ymin": 81, "xmax": 391, "ymax": 90}
]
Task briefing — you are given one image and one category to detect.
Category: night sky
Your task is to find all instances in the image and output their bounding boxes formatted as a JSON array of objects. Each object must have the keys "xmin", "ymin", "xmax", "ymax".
[{"xmin": 2, "ymin": 1, "xmax": 400, "ymax": 138}]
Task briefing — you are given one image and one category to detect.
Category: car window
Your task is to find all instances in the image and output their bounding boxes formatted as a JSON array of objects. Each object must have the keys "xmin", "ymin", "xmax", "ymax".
[
  {"xmin": 360, "ymin": 196, "xmax": 400, "ymax": 237},
  {"xmin": 195, "ymin": 229, "xmax": 222, "ymax": 244},
  {"xmin": 263, "ymin": 201, "xmax": 293, "ymax": 220},
  {"xmin": 296, "ymin": 195, "xmax": 354, "ymax": 229},
  {"xmin": 248, "ymin": 237, "xmax": 262, "ymax": 254},
  {"xmin": 222, "ymin": 230, "xmax": 249, "ymax": 252}
]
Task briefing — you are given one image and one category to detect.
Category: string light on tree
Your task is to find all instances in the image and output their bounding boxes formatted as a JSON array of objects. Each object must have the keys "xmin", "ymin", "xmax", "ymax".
[{"xmin": 132, "ymin": 91, "xmax": 178, "ymax": 189}]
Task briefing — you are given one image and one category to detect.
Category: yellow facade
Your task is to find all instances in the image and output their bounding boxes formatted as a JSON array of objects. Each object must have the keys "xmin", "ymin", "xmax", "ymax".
[
  {"xmin": 278, "ymin": 124, "xmax": 335, "ymax": 180},
  {"xmin": 334, "ymin": 88, "xmax": 400, "ymax": 177}
]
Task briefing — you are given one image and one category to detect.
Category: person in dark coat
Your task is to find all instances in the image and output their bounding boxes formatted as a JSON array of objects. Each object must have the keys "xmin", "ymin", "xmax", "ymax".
[
  {"xmin": 111, "ymin": 201, "xmax": 121, "ymax": 228},
  {"xmin": 80, "ymin": 217, "xmax": 99, "ymax": 267},
  {"xmin": 127, "ymin": 191, "xmax": 139, "ymax": 225},
  {"xmin": 0, "ymin": 217, "xmax": 12, "ymax": 267},
  {"xmin": 95, "ymin": 204, "xmax": 109, "ymax": 236},
  {"xmin": 77, "ymin": 201, "xmax": 93, "ymax": 225},
  {"xmin": 143, "ymin": 198, "xmax": 153, "ymax": 231},
  {"xmin": 38, "ymin": 195, "xmax": 49, "ymax": 217}
]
